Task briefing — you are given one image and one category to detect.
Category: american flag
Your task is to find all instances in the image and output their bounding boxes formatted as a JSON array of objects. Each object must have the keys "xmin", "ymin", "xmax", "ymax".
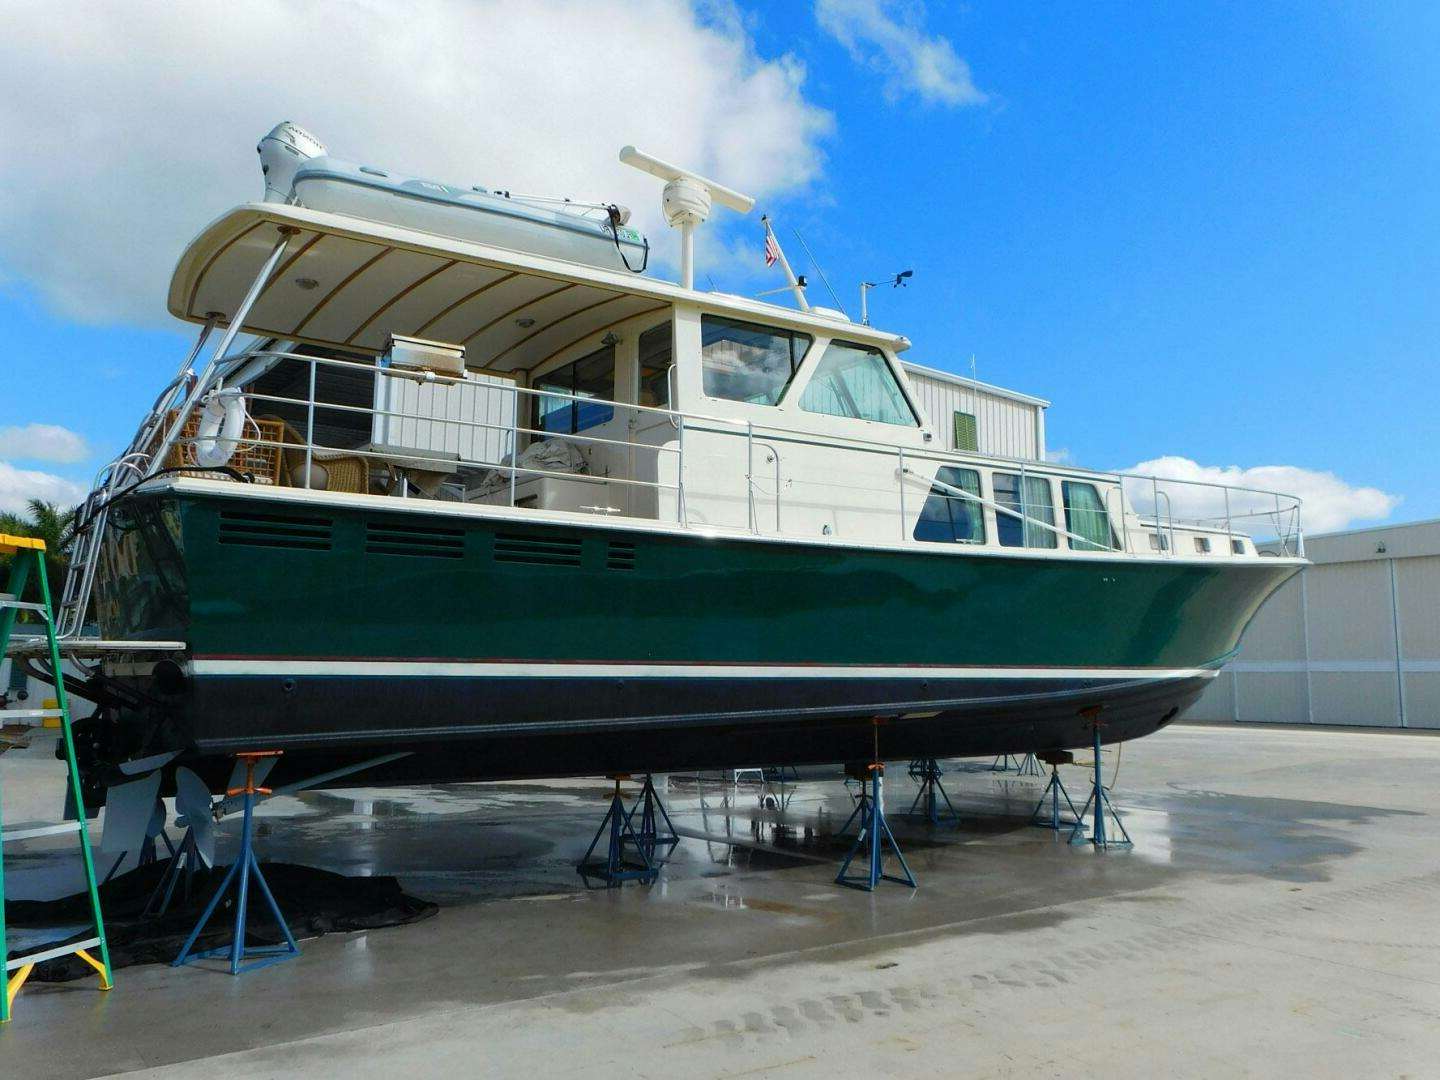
[{"xmin": 763, "ymin": 229, "xmax": 779, "ymax": 267}]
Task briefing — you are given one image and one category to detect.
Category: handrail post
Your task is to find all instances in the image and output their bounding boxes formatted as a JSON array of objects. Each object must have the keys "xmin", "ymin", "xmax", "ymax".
[
  {"xmin": 303, "ymin": 358, "xmax": 317, "ymax": 490},
  {"xmin": 746, "ymin": 421, "xmax": 755, "ymax": 533},
  {"xmin": 1151, "ymin": 476, "xmax": 1161, "ymax": 552},
  {"xmin": 1021, "ymin": 460, "xmax": 1030, "ymax": 547},
  {"xmin": 772, "ymin": 445, "xmax": 781, "ymax": 532},
  {"xmin": 147, "ymin": 229, "xmax": 294, "ymax": 478},
  {"xmin": 897, "ymin": 447, "xmax": 907, "ymax": 541},
  {"xmin": 1224, "ymin": 487, "xmax": 1233, "ymax": 551},
  {"xmin": 677, "ymin": 413, "xmax": 687, "ymax": 526},
  {"xmin": 509, "ymin": 384, "xmax": 520, "ymax": 509}
]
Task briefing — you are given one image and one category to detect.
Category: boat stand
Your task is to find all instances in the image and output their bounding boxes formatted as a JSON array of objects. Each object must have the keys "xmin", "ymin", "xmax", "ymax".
[
  {"xmin": 836, "ymin": 764, "xmax": 916, "ymax": 892},
  {"xmin": 905, "ymin": 758, "xmax": 959, "ymax": 826},
  {"xmin": 1015, "ymin": 752, "xmax": 1044, "ymax": 777},
  {"xmin": 173, "ymin": 751, "xmax": 300, "ymax": 974},
  {"xmin": 1029, "ymin": 751, "xmax": 1084, "ymax": 833},
  {"xmin": 577, "ymin": 775, "xmax": 672, "ymax": 886},
  {"xmin": 624, "ymin": 773, "xmax": 679, "ymax": 862},
  {"xmin": 1069, "ymin": 712, "xmax": 1132, "ymax": 849},
  {"xmin": 143, "ymin": 828, "xmax": 201, "ymax": 918},
  {"xmin": 989, "ymin": 753, "xmax": 1021, "ymax": 773}
]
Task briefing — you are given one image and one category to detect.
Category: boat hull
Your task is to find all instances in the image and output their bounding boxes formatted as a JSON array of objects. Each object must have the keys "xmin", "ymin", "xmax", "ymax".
[{"xmin": 92, "ymin": 486, "xmax": 1300, "ymax": 788}]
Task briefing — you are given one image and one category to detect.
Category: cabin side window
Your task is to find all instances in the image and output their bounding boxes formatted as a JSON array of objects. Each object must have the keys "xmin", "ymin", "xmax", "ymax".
[
  {"xmin": 913, "ymin": 467, "xmax": 985, "ymax": 545},
  {"xmin": 994, "ymin": 473, "xmax": 1057, "ymax": 549},
  {"xmin": 533, "ymin": 343, "xmax": 615, "ymax": 436},
  {"xmin": 700, "ymin": 315, "xmax": 811, "ymax": 405},
  {"xmin": 798, "ymin": 341, "xmax": 917, "ymax": 426},
  {"xmin": 637, "ymin": 323, "xmax": 673, "ymax": 408},
  {"xmin": 1062, "ymin": 481, "xmax": 1118, "ymax": 551}
]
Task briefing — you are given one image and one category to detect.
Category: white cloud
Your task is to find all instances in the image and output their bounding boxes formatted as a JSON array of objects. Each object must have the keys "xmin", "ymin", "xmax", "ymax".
[
  {"xmin": 1122, "ymin": 456, "xmax": 1399, "ymax": 536},
  {"xmin": 0, "ymin": 462, "xmax": 87, "ymax": 514},
  {"xmin": 0, "ymin": 0, "xmax": 832, "ymax": 326},
  {"xmin": 0, "ymin": 424, "xmax": 90, "ymax": 465},
  {"xmin": 815, "ymin": 0, "xmax": 987, "ymax": 106},
  {"xmin": 1044, "ymin": 447, "xmax": 1073, "ymax": 465}
]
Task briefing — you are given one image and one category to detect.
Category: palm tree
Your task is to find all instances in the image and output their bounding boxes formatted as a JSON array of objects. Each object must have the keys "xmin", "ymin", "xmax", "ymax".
[{"xmin": 1, "ymin": 499, "xmax": 78, "ymax": 605}]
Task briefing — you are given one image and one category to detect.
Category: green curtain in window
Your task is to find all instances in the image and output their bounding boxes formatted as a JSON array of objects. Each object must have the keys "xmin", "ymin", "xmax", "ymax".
[{"xmin": 1063, "ymin": 481, "xmax": 1116, "ymax": 551}]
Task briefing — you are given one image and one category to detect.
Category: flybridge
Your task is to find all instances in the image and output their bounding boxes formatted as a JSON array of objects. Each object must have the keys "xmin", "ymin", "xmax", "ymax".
[{"xmin": 255, "ymin": 123, "xmax": 762, "ymax": 294}]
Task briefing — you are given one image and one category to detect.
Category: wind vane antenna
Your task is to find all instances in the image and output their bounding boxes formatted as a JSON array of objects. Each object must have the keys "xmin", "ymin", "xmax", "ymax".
[
  {"xmin": 618, "ymin": 146, "xmax": 754, "ymax": 290},
  {"xmin": 858, "ymin": 269, "xmax": 913, "ymax": 325},
  {"xmin": 761, "ymin": 216, "xmax": 811, "ymax": 311}
]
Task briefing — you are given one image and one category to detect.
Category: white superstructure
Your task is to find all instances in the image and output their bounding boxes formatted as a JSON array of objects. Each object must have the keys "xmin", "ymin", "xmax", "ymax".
[{"xmin": 900, "ymin": 362, "xmax": 1048, "ymax": 462}]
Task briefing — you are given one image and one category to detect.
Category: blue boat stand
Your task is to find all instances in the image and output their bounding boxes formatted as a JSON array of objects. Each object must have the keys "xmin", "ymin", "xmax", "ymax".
[
  {"xmin": 1029, "ymin": 751, "xmax": 1085, "ymax": 832},
  {"xmin": 905, "ymin": 758, "xmax": 959, "ymax": 826},
  {"xmin": 172, "ymin": 751, "xmax": 300, "ymax": 974},
  {"xmin": 144, "ymin": 827, "xmax": 201, "ymax": 918},
  {"xmin": 836, "ymin": 763, "xmax": 917, "ymax": 891},
  {"xmin": 1068, "ymin": 711, "xmax": 1133, "ymax": 849},
  {"xmin": 577, "ymin": 774, "xmax": 678, "ymax": 886}
]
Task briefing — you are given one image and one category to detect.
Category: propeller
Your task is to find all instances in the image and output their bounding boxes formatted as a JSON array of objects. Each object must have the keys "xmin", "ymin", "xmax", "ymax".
[{"xmin": 174, "ymin": 767, "xmax": 218, "ymax": 868}]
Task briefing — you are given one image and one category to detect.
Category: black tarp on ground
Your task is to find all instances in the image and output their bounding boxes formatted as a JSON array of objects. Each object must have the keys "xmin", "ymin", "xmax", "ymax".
[{"xmin": 4, "ymin": 858, "xmax": 438, "ymax": 981}]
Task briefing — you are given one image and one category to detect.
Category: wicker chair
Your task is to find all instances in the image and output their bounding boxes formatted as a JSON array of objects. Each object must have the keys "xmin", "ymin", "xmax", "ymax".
[{"xmin": 261, "ymin": 416, "xmax": 372, "ymax": 494}]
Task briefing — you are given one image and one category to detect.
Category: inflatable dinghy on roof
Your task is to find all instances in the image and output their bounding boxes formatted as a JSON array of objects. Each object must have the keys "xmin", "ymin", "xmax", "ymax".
[{"xmin": 257, "ymin": 122, "xmax": 649, "ymax": 276}]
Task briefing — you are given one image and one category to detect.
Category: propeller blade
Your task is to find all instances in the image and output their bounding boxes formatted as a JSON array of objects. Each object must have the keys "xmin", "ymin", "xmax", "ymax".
[
  {"xmin": 174, "ymin": 767, "xmax": 218, "ymax": 868},
  {"xmin": 145, "ymin": 796, "xmax": 167, "ymax": 844},
  {"xmin": 118, "ymin": 749, "xmax": 181, "ymax": 776},
  {"xmin": 100, "ymin": 771, "xmax": 163, "ymax": 854}
]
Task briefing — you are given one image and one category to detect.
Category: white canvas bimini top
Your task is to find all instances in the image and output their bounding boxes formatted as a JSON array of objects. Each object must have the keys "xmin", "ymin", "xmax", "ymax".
[{"xmin": 168, "ymin": 203, "xmax": 910, "ymax": 374}]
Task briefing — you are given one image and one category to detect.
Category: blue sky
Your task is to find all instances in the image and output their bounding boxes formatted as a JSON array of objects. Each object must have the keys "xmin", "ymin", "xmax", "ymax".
[{"xmin": 2, "ymin": 1, "xmax": 1435, "ymax": 532}]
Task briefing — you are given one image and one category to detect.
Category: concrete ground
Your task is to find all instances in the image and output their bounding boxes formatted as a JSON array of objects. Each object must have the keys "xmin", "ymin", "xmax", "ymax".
[{"xmin": 2, "ymin": 723, "xmax": 1437, "ymax": 1079}]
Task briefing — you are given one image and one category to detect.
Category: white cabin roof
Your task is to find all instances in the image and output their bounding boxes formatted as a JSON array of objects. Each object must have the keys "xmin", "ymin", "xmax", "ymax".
[{"xmin": 168, "ymin": 203, "xmax": 911, "ymax": 374}]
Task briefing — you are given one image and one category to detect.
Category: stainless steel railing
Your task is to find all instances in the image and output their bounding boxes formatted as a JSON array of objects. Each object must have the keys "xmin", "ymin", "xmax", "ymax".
[
  {"xmin": 170, "ymin": 347, "xmax": 1308, "ymax": 552},
  {"xmin": 57, "ymin": 345, "xmax": 1305, "ymax": 635}
]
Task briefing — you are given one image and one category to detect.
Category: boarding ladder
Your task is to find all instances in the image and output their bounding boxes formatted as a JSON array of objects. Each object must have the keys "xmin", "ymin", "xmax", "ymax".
[{"xmin": 0, "ymin": 534, "xmax": 113, "ymax": 1022}]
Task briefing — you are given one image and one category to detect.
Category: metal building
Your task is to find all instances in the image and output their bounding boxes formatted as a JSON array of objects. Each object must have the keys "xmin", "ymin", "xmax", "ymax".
[
  {"xmin": 1189, "ymin": 518, "xmax": 1440, "ymax": 729},
  {"xmin": 901, "ymin": 361, "xmax": 1048, "ymax": 461}
]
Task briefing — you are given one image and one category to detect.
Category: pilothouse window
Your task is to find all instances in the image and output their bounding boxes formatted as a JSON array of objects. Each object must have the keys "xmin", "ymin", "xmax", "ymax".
[
  {"xmin": 700, "ymin": 315, "xmax": 811, "ymax": 405},
  {"xmin": 799, "ymin": 341, "xmax": 917, "ymax": 426},
  {"xmin": 533, "ymin": 344, "xmax": 615, "ymax": 436}
]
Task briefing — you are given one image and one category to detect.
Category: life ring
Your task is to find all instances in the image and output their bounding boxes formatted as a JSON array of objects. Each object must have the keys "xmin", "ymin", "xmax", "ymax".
[{"xmin": 192, "ymin": 388, "xmax": 248, "ymax": 468}]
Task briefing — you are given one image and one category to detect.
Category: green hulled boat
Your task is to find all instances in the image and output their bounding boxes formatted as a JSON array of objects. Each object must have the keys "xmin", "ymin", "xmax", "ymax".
[{"xmin": 48, "ymin": 125, "xmax": 1303, "ymax": 802}]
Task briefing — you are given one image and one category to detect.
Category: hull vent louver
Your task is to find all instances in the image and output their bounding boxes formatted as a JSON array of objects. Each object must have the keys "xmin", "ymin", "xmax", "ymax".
[
  {"xmin": 607, "ymin": 541, "xmax": 636, "ymax": 571},
  {"xmin": 366, "ymin": 521, "xmax": 465, "ymax": 559},
  {"xmin": 493, "ymin": 533, "xmax": 583, "ymax": 567},
  {"xmin": 217, "ymin": 509, "xmax": 332, "ymax": 551}
]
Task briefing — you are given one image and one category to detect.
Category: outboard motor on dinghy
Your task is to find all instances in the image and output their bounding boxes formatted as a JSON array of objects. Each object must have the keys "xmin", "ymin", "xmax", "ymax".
[{"xmin": 257, "ymin": 121, "xmax": 328, "ymax": 202}]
